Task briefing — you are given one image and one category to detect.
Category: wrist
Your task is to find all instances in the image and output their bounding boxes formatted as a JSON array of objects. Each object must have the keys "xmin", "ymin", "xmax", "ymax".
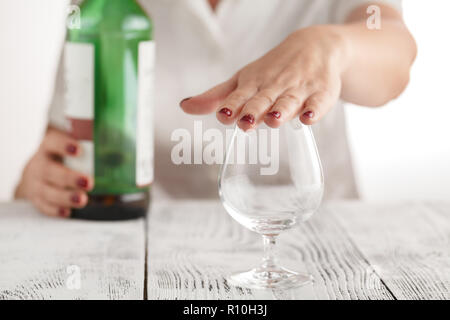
[
  {"xmin": 290, "ymin": 25, "xmax": 352, "ymax": 75},
  {"xmin": 321, "ymin": 25, "xmax": 353, "ymax": 75}
]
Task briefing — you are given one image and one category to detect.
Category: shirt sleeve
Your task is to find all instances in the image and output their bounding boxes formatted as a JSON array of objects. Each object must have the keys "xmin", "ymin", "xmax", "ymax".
[{"xmin": 331, "ymin": 0, "xmax": 403, "ymax": 24}]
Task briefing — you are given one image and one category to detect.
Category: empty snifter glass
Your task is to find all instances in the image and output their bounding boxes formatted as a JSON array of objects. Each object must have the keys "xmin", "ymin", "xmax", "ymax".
[{"xmin": 219, "ymin": 120, "xmax": 324, "ymax": 289}]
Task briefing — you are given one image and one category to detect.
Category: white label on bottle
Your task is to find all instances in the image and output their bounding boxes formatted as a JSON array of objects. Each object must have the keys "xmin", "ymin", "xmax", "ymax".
[
  {"xmin": 136, "ymin": 41, "xmax": 155, "ymax": 187},
  {"xmin": 63, "ymin": 42, "xmax": 95, "ymax": 176},
  {"xmin": 64, "ymin": 42, "xmax": 94, "ymax": 120}
]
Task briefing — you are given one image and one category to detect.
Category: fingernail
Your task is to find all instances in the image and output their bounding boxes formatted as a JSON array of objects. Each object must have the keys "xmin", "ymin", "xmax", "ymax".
[
  {"xmin": 77, "ymin": 177, "xmax": 88, "ymax": 189},
  {"xmin": 71, "ymin": 194, "xmax": 81, "ymax": 204},
  {"xmin": 303, "ymin": 111, "xmax": 314, "ymax": 119},
  {"xmin": 240, "ymin": 114, "xmax": 255, "ymax": 125},
  {"xmin": 219, "ymin": 108, "xmax": 232, "ymax": 117},
  {"xmin": 268, "ymin": 111, "xmax": 281, "ymax": 119},
  {"xmin": 66, "ymin": 144, "xmax": 77, "ymax": 155},
  {"xmin": 179, "ymin": 97, "xmax": 192, "ymax": 106}
]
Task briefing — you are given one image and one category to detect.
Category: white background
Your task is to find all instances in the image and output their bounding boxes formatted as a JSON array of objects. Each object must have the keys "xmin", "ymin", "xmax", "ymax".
[{"xmin": 0, "ymin": 0, "xmax": 449, "ymax": 202}]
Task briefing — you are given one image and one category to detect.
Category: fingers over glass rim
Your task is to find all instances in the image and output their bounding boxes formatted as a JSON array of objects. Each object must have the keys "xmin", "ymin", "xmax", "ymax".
[
  {"xmin": 216, "ymin": 86, "xmax": 258, "ymax": 125},
  {"xmin": 264, "ymin": 87, "xmax": 313, "ymax": 128},
  {"xmin": 236, "ymin": 88, "xmax": 284, "ymax": 131}
]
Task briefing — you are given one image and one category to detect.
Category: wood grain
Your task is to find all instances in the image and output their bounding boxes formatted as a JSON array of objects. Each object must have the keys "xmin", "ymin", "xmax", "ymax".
[
  {"xmin": 1, "ymin": 200, "xmax": 448, "ymax": 300},
  {"xmin": 146, "ymin": 201, "xmax": 394, "ymax": 300},
  {"xmin": 0, "ymin": 201, "xmax": 145, "ymax": 300},
  {"xmin": 334, "ymin": 202, "xmax": 450, "ymax": 300}
]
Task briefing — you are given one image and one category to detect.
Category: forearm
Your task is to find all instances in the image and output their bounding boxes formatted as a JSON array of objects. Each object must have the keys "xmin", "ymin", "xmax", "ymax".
[{"xmin": 337, "ymin": 6, "xmax": 417, "ymax": 106}]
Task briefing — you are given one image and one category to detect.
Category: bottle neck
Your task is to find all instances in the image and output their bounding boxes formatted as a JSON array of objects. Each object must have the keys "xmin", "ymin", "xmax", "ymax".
[
  {"xmin": 75, "ymin": 0, "xmax": 150, "ymax": 35},
  {"xmin": 81, "ymin": 0, "xmax": 140, "ymax": 13}
]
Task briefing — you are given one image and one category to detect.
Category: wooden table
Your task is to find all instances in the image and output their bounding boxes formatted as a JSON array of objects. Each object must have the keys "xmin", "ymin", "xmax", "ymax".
[{"xmin": 0, "ymin": 200, "xmax": 448, "ymax": 300}]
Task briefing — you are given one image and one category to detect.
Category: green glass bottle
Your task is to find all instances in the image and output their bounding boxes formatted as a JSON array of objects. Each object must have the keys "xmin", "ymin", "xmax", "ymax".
[{"xmin": 64, "ymin": 0, "xmax": 154, "ymax": 220}]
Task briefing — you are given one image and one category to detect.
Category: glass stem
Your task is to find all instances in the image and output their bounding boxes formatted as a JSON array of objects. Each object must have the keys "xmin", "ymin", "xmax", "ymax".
[{"xmin": 261, "ymin": 235, "xmax": 278, "ymax": 270}]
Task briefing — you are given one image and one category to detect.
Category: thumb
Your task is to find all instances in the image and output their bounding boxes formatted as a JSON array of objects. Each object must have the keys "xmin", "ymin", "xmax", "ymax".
[{"xmin": 179, "ymin": 76, "xmax": 237, "ymax": 115}]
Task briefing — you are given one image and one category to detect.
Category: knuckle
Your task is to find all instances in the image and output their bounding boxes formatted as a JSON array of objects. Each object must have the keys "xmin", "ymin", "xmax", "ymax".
[
  {"xmin": 228, "ymin": 91, "xmax": 250, "ymax": 105},
  {"xmin": 305, "ymin": 80, "xmax": 317, "ymax": 91},
  {"xmin": 258, "ymin": 88, "xmax": 279, "ymax": 102},
  {"xmin": 278, "ymin": 94, "xmax": 302, "ymax": 106},
  {"xmin": 250, "ymin": 94, "xmax": 274, "ymax": 105}
]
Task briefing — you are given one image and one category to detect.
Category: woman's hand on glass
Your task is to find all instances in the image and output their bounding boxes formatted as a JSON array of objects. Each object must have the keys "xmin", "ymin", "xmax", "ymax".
[
  {"xmin": 14, "ymin": 127, "xmax": 94, "ymax": 218},
  {"xmin": 180, "ymin": 25, "xmax": 349, "ymax": 131}
]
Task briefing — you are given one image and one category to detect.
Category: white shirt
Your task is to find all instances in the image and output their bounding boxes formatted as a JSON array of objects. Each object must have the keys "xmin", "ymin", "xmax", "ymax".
[{"xmin": 49, "ymin": 0, "xmax": 402, "ymax": 200}]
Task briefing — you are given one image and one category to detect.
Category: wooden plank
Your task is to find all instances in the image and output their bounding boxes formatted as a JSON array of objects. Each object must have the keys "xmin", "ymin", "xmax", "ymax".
[
  {"xmin": 333, "ymin": 202, "xmax": 450, "ymax": 300},
  {"xmin": 0, "ymin": 201, "xmax": 145, "ymax": 300},
  {"xmin": 146, "ymin": 201, "xmax": 394, "ymax": 300}
]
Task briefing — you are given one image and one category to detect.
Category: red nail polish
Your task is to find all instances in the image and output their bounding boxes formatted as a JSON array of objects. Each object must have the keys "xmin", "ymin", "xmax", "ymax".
[
  {"xmin": 268, "ymin": 111, "xmax": 281, "ymax": 119},
  {"xmin": 303, "ymin": 111, "xmax": 314, "ymax": 119},
  {"xmin": 219, "ymin": 108, "xmax": 232, "ymax": 117},
  {"xmin": 77, "ymin": 177, "xmax": 88, "ymax": 189},
  {"xmin": 240, "ymin": 114, "xmax": 255, "ymax": 125},
  {"xmin": 71, "ymin": 194, "xmax": 81, "ymax": 204},
  {"xmin": 66, "ymin": 144, "xmax": 77, "ymax": 155},
  {"xmin": 179, "ymin": 97, "xmax": 192, "ymax": 106}
]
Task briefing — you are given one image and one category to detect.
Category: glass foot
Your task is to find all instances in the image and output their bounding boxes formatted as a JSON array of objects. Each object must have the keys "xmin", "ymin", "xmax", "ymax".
[{"xmin": 228, "ymin": 266, "xmax": 313, "ymax": 290}]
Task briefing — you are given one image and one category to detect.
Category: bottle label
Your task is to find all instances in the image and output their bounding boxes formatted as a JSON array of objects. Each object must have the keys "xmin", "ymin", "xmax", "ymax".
[
  {"xmin": 136, "ymin": 41, "xmax": 155, "ymax": 187},
  {"xmin": 64, "ymin": 42, "xmax": 95, "ymax": 177}
]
